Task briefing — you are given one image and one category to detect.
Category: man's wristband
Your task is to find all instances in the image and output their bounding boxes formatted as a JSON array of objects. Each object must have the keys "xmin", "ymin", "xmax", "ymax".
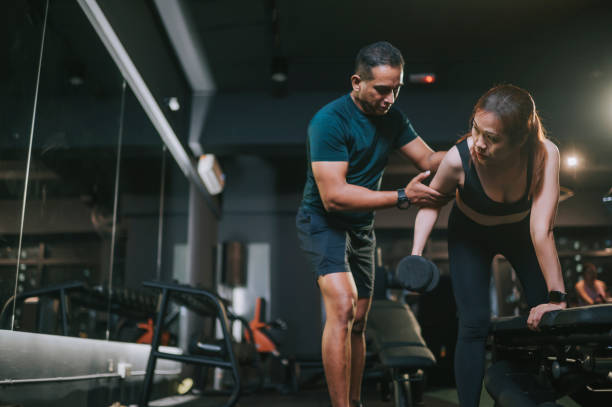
[{"xmin": 396, "ymin": 188, "xmax": 411, "ymax": 209}]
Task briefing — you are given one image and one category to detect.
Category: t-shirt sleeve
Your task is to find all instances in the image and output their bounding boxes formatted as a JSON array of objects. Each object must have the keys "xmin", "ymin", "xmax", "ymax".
[
  {"xmin": 308, "ymin": 113, "xmax": 348, "ymax": 162},
  {"xmin": 395, "ymin": 111, "xmax": 419, "ymax": 148}
]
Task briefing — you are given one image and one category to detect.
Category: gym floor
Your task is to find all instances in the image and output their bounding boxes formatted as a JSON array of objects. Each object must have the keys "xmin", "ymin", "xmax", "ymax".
[
  {"xmin": 148, "ymin": 386, "xmax": 462, "ymax": 407},
  {"xmin": 147, "ymin": 385, "xmax": 584, "ymax": 407}
]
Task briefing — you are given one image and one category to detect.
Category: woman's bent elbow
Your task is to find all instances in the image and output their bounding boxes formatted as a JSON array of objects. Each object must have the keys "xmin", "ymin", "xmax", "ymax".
[{"xmin": 530, "ymin": 226, "xmax": 554, "ymax": 245}]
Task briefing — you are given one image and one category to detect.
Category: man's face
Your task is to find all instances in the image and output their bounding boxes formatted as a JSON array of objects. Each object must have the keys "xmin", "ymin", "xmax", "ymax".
[{"xmin": 352, "ymin": 65, "xmax": 403, "ymax": 116}]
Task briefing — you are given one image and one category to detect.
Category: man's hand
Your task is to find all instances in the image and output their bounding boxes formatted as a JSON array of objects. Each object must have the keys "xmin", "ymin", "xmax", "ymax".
[
  {"xmin": 527, "ymin": 302, "xmax": 566, "ymax": 331},
  {"xmin": 405, "ymin": 171, "xmax": 453, "ymax": 208}
]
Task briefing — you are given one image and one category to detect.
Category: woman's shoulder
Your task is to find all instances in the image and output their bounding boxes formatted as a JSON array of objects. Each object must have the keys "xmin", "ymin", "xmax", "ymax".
[
  {"xmin": 442, "ymin": 145, "xmax": 464, "ymax": 173},
  {"xmin": 542, "ymin": 138, "xmax": 559, "ymax": 157}
]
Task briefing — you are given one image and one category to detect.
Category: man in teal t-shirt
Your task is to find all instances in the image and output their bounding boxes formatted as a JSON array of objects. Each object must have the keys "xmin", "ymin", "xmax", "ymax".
[{"xmin": 296, "ymin": 41, "xmax": 449, "ymax": 407}]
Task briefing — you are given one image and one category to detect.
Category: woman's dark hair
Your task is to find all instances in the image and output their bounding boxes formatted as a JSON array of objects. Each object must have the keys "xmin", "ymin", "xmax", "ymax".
[
  {"xmin": 355, "ymin": 41, "xmax": 404, "ymax": 80},
  {"xmin": 460, "ymin": 84, "xmax": 548, "ymax": 199},
  {"xmin": 584, "ymin": 262, "xmax": 597, "ymax": 277}
]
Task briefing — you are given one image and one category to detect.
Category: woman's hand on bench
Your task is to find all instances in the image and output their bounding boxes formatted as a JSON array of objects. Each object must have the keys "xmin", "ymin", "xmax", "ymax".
[{"xmin": 526, "ymin": 302, "xmax": 566, "ymax": 331}]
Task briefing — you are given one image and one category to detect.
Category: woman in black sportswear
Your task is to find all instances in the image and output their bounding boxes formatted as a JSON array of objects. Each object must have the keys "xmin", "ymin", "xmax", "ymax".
[{"xmin": 411, "ymin": 85, "xmax": 566, "ymax": 406}]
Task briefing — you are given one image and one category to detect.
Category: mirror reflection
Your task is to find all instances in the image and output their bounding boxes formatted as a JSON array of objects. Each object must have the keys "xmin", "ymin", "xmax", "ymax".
[
  {"xmin": 10, "ymin": 0, "xmax": 124, "ymax": 338},
  {"xmin": 0, "ymin": 0, "xmax": 52, "ymax": 331},
  {"xmin": 2, "ymin": 0, "xmax": 193, "ymax": 345}
]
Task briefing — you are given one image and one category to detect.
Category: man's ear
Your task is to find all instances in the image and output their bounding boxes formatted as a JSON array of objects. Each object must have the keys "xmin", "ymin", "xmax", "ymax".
[{"xmin": 351, "ymin": 74, "xmax": 361, "ymax": 92}]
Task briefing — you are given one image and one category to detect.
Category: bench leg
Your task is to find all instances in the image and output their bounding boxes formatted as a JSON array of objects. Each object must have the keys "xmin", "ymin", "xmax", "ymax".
[{"xmin": 393, "ymin": 371, "xmax": 413, "ymax": 407}]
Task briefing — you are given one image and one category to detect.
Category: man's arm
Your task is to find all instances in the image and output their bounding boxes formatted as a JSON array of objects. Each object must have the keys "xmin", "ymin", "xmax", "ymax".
[
  {"xmin": 397, "ymin": 137, "xmax": 452, "ymax": 207},
  {"xmin": 313, "ymin": 161, "xmax": 441, "ymax": 212},
  {"xmin": 312, "ymin": 161, "xmax": 397, "ymax": 212},
  {"xmin": 398, "ymin": 137, "xmax": 446, "ymax": 172}
]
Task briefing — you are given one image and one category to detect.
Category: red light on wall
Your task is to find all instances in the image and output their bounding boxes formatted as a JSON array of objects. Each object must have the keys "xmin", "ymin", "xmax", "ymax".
[{"xmin": 409, "ymin": 73, "xmax": 436, "ymax": 84}]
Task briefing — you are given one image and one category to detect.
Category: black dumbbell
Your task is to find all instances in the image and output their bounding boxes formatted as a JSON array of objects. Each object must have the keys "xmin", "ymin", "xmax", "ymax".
[{"xmin": 388, "ymin": 255, "xmax": 440, "ymax": 293}]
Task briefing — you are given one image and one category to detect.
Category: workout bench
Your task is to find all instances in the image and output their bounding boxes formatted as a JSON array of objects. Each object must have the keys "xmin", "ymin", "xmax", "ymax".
[
  {"xmin": 487, "ymin": 304, "xmax": 612, "ymax": 406},
  {"xmin": 368, "ymin": 299, "xmax": 436, "ymax": 407}
]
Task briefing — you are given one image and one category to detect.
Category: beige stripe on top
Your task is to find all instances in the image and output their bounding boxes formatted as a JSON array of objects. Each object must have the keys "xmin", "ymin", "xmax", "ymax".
[{"xmin": 455, "ymin": 190, "xmax": 531, "ymax": 226}]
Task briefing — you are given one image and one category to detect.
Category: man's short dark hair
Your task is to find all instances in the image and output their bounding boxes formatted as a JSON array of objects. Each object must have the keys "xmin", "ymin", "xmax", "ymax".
[{"xmin": 355, "ymin": 41, "xmax": 404, "ymax": 80}]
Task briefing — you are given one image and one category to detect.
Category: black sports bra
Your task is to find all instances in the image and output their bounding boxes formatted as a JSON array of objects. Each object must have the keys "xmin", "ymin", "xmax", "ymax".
[{"xmin": 456, "ymin": 138, "xmax": 532, "ymax": 216}]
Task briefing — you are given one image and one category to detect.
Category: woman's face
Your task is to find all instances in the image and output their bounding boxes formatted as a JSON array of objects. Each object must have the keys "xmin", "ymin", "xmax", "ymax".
[
  {"xmin": 584, "ymin": 270, "xmax": 596, "ymax": 284},
  {"xmin": 471, "ymin": 110, "xmax": 519, "ymax": 164}
]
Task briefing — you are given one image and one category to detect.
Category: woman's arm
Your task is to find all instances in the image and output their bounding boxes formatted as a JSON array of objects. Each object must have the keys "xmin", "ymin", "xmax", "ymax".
[
  {"xmin": 411, "ymin": 147, "xmax": 462, "ymax": 255},
  {"xmin": 575, "ymin": 280, "xmax": 594, "ymax": 305},
  {"xmin": 529, "ymin": 140, "xmax": 564, "ymax": 292},
  {"xmin": 595, "ymin": 280, "xmax": 608, "ymax": 302},
  {"xmin": 527, "ymin": 140, "xmax": 566, "ymax": 328}
]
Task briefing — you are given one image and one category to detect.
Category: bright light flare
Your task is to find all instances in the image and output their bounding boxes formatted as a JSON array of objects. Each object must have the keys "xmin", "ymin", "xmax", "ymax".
[{"xmin": 566, "ymin": 156, "xmax": 578, "ymax": 167}]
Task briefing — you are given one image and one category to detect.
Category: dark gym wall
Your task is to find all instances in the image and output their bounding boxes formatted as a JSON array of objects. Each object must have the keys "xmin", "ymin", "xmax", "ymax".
[
  {"xmin": 219, "ymin": 155, "xmax": 321, "ymax": 356},
  {"xmin": 200, "ymin": 85, "xmax": 612, "ymax": 155},
  {"xmin": 200, "ymin": 89, "xmax": 474, "ymax": 154}
]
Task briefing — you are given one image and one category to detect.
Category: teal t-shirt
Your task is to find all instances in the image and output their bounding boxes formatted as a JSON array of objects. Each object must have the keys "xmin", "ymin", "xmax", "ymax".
[{"xmin": 300, "ymin": 93, "xmax": 419, "ymax": 229}]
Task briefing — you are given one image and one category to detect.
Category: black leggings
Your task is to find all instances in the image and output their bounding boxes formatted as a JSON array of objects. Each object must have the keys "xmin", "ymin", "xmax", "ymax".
[{"xmin": 448, "ymin": 204, "xmax": 548, "ymax": 407}]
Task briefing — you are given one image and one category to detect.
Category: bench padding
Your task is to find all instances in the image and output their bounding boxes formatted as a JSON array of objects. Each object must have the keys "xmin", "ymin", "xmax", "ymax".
[
  {"xmin": 490, "ymin": 304, "xmax": 612, "ymax": 333},
  {"xmin": 368, "ymin": 300, "xmax": 436, "ymax": 369}
]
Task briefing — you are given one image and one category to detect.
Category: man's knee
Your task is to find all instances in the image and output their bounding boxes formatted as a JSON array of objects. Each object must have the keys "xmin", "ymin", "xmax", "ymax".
[
  {"xmin": 351, "ymin": 298, "xmax": 371, "ymax": 335},
  {"xmin": 326, "ymin": 295, "xmax": 357, "ymax": 326},
  {"xmin": 352, "ymin": 317, "xmax": 367, "ymax": 335}
]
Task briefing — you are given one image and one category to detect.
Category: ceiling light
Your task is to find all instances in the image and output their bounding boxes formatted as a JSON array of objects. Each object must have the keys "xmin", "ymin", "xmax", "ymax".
[
  {"xmin": 271, "ymin": 72, "xmax": 288, "ymax": 83},
  {"xmin": 68, "ymin": 76, "xmax": 84, "ymax": 86},
  {"xmin": 166, "ymin": 97, "xmax": 180, "ymax": 111},
  {"xmin": 566, "ymin": 156, "xmax": 578, "ymax": 167}
]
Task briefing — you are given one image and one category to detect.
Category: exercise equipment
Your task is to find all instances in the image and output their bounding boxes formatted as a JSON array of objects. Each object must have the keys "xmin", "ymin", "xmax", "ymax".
[
  {"xmin": 139, "ymin": 281, "xmax": 262, "ymax": 407},
  {"xmin": 368, "ymin": 299, "xmax": 436, "ymax": 407},
  {"xmin": 365, "ymin": 262, "xmax": 439, "ymax": 406},
  {"xmin": 390, "ymin": 255, "xmax": 440, "ymax": 293},
  {"xmin": 486, "ymin": 304, "xmax": 612, "ymax": 406}
]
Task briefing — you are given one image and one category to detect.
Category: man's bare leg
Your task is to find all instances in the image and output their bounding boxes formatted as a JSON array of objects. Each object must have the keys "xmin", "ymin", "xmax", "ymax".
[
  {"xmin": 349, "ymin": 297, "xmax": 372, "ymax": 405},
  {"xmin": 319, "ymin": 272, "xmax": 359, "ymax": 407}
]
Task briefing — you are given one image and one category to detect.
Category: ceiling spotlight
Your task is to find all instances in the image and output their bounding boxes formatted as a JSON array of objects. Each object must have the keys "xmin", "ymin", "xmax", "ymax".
[
  {"xmin": 270, "ymin": 56, "xmax": 288, "ymax": 83},
  {"xmin": 270, "ymin": 56, "xmax": 289, "ymax": 97},
  {"xmin": 566, "ymin": 156, "xmax": 578, "ymax": 167},
  {"xmin": 68, "ymin": 75, "xmax": 84, "ymax": 86},
  {"xmin": 271, "ymin": 72, "xmax": 288, "ymax": 83},
  {"xmin": 166, "ymin": 97, "xmax": 180, "ymax": 112}
]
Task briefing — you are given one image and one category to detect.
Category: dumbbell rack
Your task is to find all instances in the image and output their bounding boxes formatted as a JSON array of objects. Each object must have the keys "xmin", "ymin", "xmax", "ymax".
[{"xmin": 139, "ymin": 281, "xmax": 241, "ymax": 407}]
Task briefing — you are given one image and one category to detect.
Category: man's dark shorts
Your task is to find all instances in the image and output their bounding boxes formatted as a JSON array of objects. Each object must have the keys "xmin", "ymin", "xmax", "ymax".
[{"xmin": 296, "ymin": 206, "xmax": 375, "ymax": 298}]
